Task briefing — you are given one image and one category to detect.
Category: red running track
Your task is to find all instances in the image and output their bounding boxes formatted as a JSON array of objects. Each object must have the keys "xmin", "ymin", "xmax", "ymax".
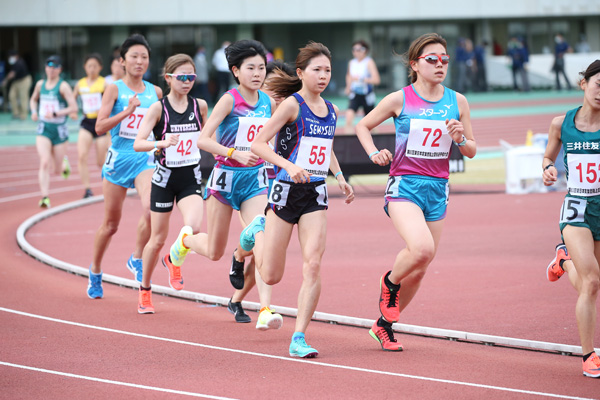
[{"xmin": 1, "ymin": 142, "xmax": 599, "ymax": 398}]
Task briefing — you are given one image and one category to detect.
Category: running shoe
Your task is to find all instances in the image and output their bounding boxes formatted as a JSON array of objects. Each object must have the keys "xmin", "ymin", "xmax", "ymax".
[
  {"xmin": 138, "ymin": 288, "xmax": 155, "ymax": 314},
  {"xmin": 256, "ymin": 307, "xmax": 283, "ymax": 331},
  {"xmin": 38, "ymin": 196, "xmax": 50, "ymax": 208},
  {"xmin": 379, "ymin": 271, "xmax": 400, "ymax": 323},
  {"xmin": 547, "ymin": 243, "xmax": 569, "ymax": 282},
  {"xmin": 583, "ymin": 352, "xmax": 600, "ymax": 378},
  {"xmin": 227, "ymin": 298, "xmax": 251, "ymax": 323},
  {"xmin": 240, "ymin": 214, "xmax": 265, "ymax": 252},
  {"xmin": 169, "ymin": 226, "xmax": 193, "ymax": 267},
  {"xmin": 83, "ymin": 188, "xmax": 93, "ymax": 198},
  {"xmin": 162, "ymin": 254, "xmax": 184, "ymax": 290},
  {"xmin": 87, "ymin": 267, "xmax": 103, "ymax": 299},
  {"xmin": 289, "ymin": 336, "xmax": 318, "ymax": 358},
  {"xmin": 229, "ymin": 251, "xmax": 245, "ymax": 290},
  {"xmin": 62, "ymin": 156, "xmax": 71, "ymax": 179},
  {"xmin": 126, "ymin": 254, "xmax": 143, "ymax": 283},
  {"xmin": 369, "ymin": 320, "xmax": 403, "ymax": 351}
]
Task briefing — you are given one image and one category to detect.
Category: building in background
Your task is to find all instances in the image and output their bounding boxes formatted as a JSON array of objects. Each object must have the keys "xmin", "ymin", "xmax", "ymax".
[{"xmin": 0, "ymin": 0, "xmax": 599, "ymax": 94}]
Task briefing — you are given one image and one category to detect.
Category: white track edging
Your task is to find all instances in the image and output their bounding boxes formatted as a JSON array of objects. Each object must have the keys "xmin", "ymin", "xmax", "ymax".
[{"xmin": 16, "ymin": 195, "xmax": 593, "ymax": 357}]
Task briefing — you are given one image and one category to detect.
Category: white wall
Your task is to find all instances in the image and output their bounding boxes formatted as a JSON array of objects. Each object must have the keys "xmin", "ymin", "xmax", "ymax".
[{"xmin": 0, "ymin": 0, "xmax": 598, "ymax": 26}]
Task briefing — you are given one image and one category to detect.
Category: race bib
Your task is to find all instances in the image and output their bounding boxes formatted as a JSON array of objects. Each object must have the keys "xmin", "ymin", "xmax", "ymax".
[
  {"xmin": 235, "ymin": 117, "xmax": 268, "ymax": 151},
  {"xmin": 268, "ymin": 181, "xmax": 291, "ymax": 206},
  {"xmin": 104, "ymin": 148, "xmax": 117, "ymax": 171},
  {"xmin": 567, "ymin": 153, "xmax": 600, "ymax": 196},
  {"xmin": 81, "ymin": 93, "xmax": 102, "ymax": 115},
  {"xmin": 406, "ymin": 119, "xmax": 452, "ymax": 159},
  {"xmin": 560, "ymin": 197, "xmax": 587, "ymax": 224},
  {"xmin": 257, "ymin": 166, "xmax": 269, "ymax": 189},
  {"xmin": 151, "ymin": 164, "xmax": 172, "ymax": 188},
  {"xmin": 39, "ymin": 98, "xmax": 65, "ymax": 124},
  {"xmin": 119, "ymin": 107, "xmax": 148, "ymax": 139},
  {"xmin": 385, "ymin": 176, "xmax": 400, "ymax": 197},
  {"xmin": 207, "ymin": 167, "xmax": 233, "ymax": 193},
  {"xmin": 296, "ymin": 136, "xmax": 332, "ymax": 177},
  {"xmin": 164, "ymin": 131, "xmax": 201, "ymax": 168}
]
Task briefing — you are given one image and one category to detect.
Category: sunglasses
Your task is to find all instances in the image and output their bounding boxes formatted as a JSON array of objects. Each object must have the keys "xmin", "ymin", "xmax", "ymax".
[
  {"xmin": 46, "ymin": 61, "xmax": 61, "ymax": 68},
  {"xmin": 166, "ymin": 73, "xmax": 197, "ymax": 82},
  {"xmin": 418, "ymin": 54, "xmax": 450, "ymax": 65}
]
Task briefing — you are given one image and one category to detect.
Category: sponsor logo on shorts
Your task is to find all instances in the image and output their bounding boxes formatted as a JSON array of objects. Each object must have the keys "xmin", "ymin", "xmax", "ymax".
[{"xmin": 155, "ymin": 202, "xmax": 173, "ymax": 208}]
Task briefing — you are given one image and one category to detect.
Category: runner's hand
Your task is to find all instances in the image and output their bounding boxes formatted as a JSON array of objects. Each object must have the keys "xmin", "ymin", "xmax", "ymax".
[{"xmin": 232, "ymin": 150, "xmax": 259, "ymax": 167}]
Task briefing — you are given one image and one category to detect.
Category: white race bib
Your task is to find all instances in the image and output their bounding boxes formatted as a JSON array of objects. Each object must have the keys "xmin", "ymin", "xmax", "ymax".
[
  {"xmin": 235, "ymin": 117, "xmax": 268, "ymax": 151},
  {"xmin": 207, "ymin": 167, "xmax": 233, "ymax": 193},
  {"xmin": 567, "ymin": 153, "xmax": 600, "ymax": 196},
  {"xmin": 560, "ymin": 197, "xmax": 587, "ymax": 223},
  {"xmin": 152, "ymin": 164, "xmax": 172, "ymax": 188},
  {"xmin": 406, "ymin": 119, "xmax": 452, "ymax": 159},
  {"xmin": 268, "ymin": 181, "xmax": 291, "ymax": 206},
  {"xmin": 39, "ymin": 98, "xmax": 65, "ymax": 124},
  {"xmin": 119, "ymin": 107, "xmax": 148, "ymax": 139},
  {"xmin": 296, "ymin": 136, "xmax": 332, "ymax": 177},
  {"xmin": 164, "ymin": 131, "xmax": 201, "ymax": 168},
  {"xmin": 81, "ymin": 93, "xmax": 102, "ymax": 115}
]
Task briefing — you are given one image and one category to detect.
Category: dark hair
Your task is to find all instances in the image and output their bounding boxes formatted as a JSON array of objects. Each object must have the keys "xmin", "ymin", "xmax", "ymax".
[
  {"xmin": 266, "ymin": 60, "xmax": 295, "ymax": 77},
  {"xmin": 352, "ymin": 39, "xmax": 370, "ymax": 52},
  {"xmin": 84, "ymin": 53, "xmax": 103, "ymax": 67},
  {"xmin": 580, "ymin": 59, "xmax": 600, "ymax": 84},
  {"xmin": 225, "ymin": 40, "xmax": 267, "ymax": 84},
  {"xmin": 120, "ymin": 34, "xmax": 151, "ymax": 59},
  {"xmin": 402, "ymin": 33, "xmax": 447, "ymax": 83},
  {"xmin": 267, "ymin": 42, "xmax": 331, "ymax": 98}
]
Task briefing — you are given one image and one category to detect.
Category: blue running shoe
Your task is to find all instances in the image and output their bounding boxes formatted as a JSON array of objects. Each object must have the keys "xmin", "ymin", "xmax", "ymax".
[
  {"xmin": 87, "ymin": 267, "xmax": 103, "ymax": 299},
  {"xmin": 289, "ymin": 336, "xmax": 318, "ymax": 358},
  {"xmin": 240, "ymin": 215, "xmax": 265, "ymax": 252},
  {"xmin": 126, "ymin": 254, "xmax": 143, "ymax": 283}
]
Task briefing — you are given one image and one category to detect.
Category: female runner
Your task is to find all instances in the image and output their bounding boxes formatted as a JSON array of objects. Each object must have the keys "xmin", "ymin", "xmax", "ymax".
[
  {"xmin": 87, "ymin": 34, "xmax": 162, "ymax": 298},
  {"xmin": 249, "ymin": 42, "xmax": 354, "ymax": 358},
  {"xmin": 355, "ymin": 33, "xmax": 476, "ymax": 351},
  {"xmin": 542, "ymin": 59, "xmax": 600, "ymax": 378}
]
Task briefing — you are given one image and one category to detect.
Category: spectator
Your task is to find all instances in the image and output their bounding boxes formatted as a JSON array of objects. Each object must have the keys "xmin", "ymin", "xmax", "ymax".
[
  {"xmin": 193, "ymin": 45, "xmax": 210, "ymax": 103},
  {"xmin": 552, "ymin": 33, "xmax": 572, "ymax": 91},
  {"xmin": 576, "ymin": 34, "xmax": 591, "ymax": 54},
  {"xmin": 1, "ymin": 50, "xmax": 32, "ymax": 120},
  {"xmin": 212, "ymin": 41, "xmax": 231, "ymax": 103},
  {"xmin": 455, "ymin": 38, "xmax": 474, "ymax": 93},
  {"xmin": 473, "ymin": 41, "xmax": 488, "ymax": 92},
  {"xmin": 507, "ymin": 37, "xmax": 530, "ymax": 92}
]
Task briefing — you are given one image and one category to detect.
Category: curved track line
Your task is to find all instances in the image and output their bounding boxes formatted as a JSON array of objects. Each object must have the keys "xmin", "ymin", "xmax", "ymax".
[
  {"xmin": 15, "ymin": 196, "xmax": 598, "ymax": 356},
  {"xmin": 0, "ymin": 307, "xmax": 595, "ymax": 400}
]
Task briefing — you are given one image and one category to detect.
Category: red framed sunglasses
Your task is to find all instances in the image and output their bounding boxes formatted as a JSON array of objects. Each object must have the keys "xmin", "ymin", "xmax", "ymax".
[{"xmin": 418, "ymin": 54, "xmax": 450, "ymax": 65}]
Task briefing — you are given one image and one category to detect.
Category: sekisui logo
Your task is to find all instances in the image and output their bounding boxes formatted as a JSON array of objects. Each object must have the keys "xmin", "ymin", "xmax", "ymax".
[
  {"xmin": 155, "ymin": 201, "xmax": 173, "ymax": 208},
  {"xmin": 189, "ymin": 112, "xmax": 195, "ymax": 121}
]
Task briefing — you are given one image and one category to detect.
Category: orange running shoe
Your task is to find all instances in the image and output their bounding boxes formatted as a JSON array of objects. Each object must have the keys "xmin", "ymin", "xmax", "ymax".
[
  {"xmin": 547, "ymin": 244, "xmax": 569, "ymax": 282},
  {"xmin": 369, "ymin": 321, "xmax": 403, "ymax": 351},
  {"xmin": 379, "ymin": 271, "xmax": 400, "ymax": 323},
  {"xmin": 583, "ymin": 352, "xmax": 600, "ymax": 378},
  {"xmin": 162, "ymin": 254, "xmax": 184, "ymax": 291},
  {"xmin": 137, "ymin": 288, "xmax": 154, "ymax": 314}
]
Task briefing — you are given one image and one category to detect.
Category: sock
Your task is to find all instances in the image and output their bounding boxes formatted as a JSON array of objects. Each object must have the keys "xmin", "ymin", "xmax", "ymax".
[
  {"xmin": 583, "ymin": 352, "xmax": 594, "ymax": 362},
  {"xmin": 292, "ymin": 332, "xmax": 305, "ymax": 342},
  {"xmin": 377, "ymin": 317, "xmax": 393, "ymax": 328},
  {"xmin": 384, "ymin": 272, "xmax": 401, "ymax": 291},
  {"xmin": 140, "ymin": 286, "xmax": 151, "ymax": 291}
]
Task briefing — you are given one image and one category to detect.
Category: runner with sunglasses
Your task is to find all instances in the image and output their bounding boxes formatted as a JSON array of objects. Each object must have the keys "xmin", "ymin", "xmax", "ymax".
[
  {"xmin": 164, "ymin": 40, "xmax": 283, "ymax": 329},
  {"xmin": 29, "ymin": 55, "xmax": 78, "ymax": 208},
  {"xmin": 132, "ymin": 54, "xmax": 207, "ymax": 313},
  {"xmin": 355, "ymin": 33, "xmax": 476, "ymax": 351},
  {"xmin": 87, "ymin": 34, "xmax": 162, "ymax": 299}
]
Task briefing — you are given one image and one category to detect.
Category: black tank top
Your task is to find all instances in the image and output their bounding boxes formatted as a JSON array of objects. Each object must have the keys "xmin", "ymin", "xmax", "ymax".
[{"xmin": 153, "ymin": 96, "xmax": 203, "ymax": 167}]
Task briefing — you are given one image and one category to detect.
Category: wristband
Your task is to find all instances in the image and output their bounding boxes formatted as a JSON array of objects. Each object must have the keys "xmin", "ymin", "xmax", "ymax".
[
  {"xmin": 154, "ymin": 141, "xmax": 158, "ymax": 150},
  {"xmin": 335, "ymin": 171, "xmax": 343, "ymax": 178},
  {"xmin": 226, "ymin": 147, "xmax": 235, "ymax": 158},
  {"xmin": 368, "ymin": 150, "xmax": 380, "ymax": 160},
  {"xmin": 544, "ymin": 163, "xmax": 554, "ymax": 171},
  {"xmin": 456, "ymin": 135, "xmax": 467, "ymax": 147}
]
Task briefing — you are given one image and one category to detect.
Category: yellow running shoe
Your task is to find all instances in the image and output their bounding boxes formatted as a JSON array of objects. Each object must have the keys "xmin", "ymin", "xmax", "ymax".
[
  {"xmin": 62, "ymin": 156, "xmax": 71, "ymax": 179},
  {"xmin": 256, "ymin": 306, "xmax": 283, "ymax": 331},
  {"xmin": 39, "ymin": 197, "xmax": 50, "ymax": 208},
  {"xmin": 169, "ymin": 226, "xmax": 193, "ymax": 267}
]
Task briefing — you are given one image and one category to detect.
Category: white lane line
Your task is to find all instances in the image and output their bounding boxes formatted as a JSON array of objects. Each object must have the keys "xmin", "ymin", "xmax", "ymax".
[
  {"xmin": 0, "ymin": 182, "xmax": 102, "ymax": 203},
  {"xmin": 0, "ymin": 307, "xmax": 594, "ymax": 400},
  {"xmin": 0, "ymin": 361, "xmax": 238, "ymax": 400}
]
